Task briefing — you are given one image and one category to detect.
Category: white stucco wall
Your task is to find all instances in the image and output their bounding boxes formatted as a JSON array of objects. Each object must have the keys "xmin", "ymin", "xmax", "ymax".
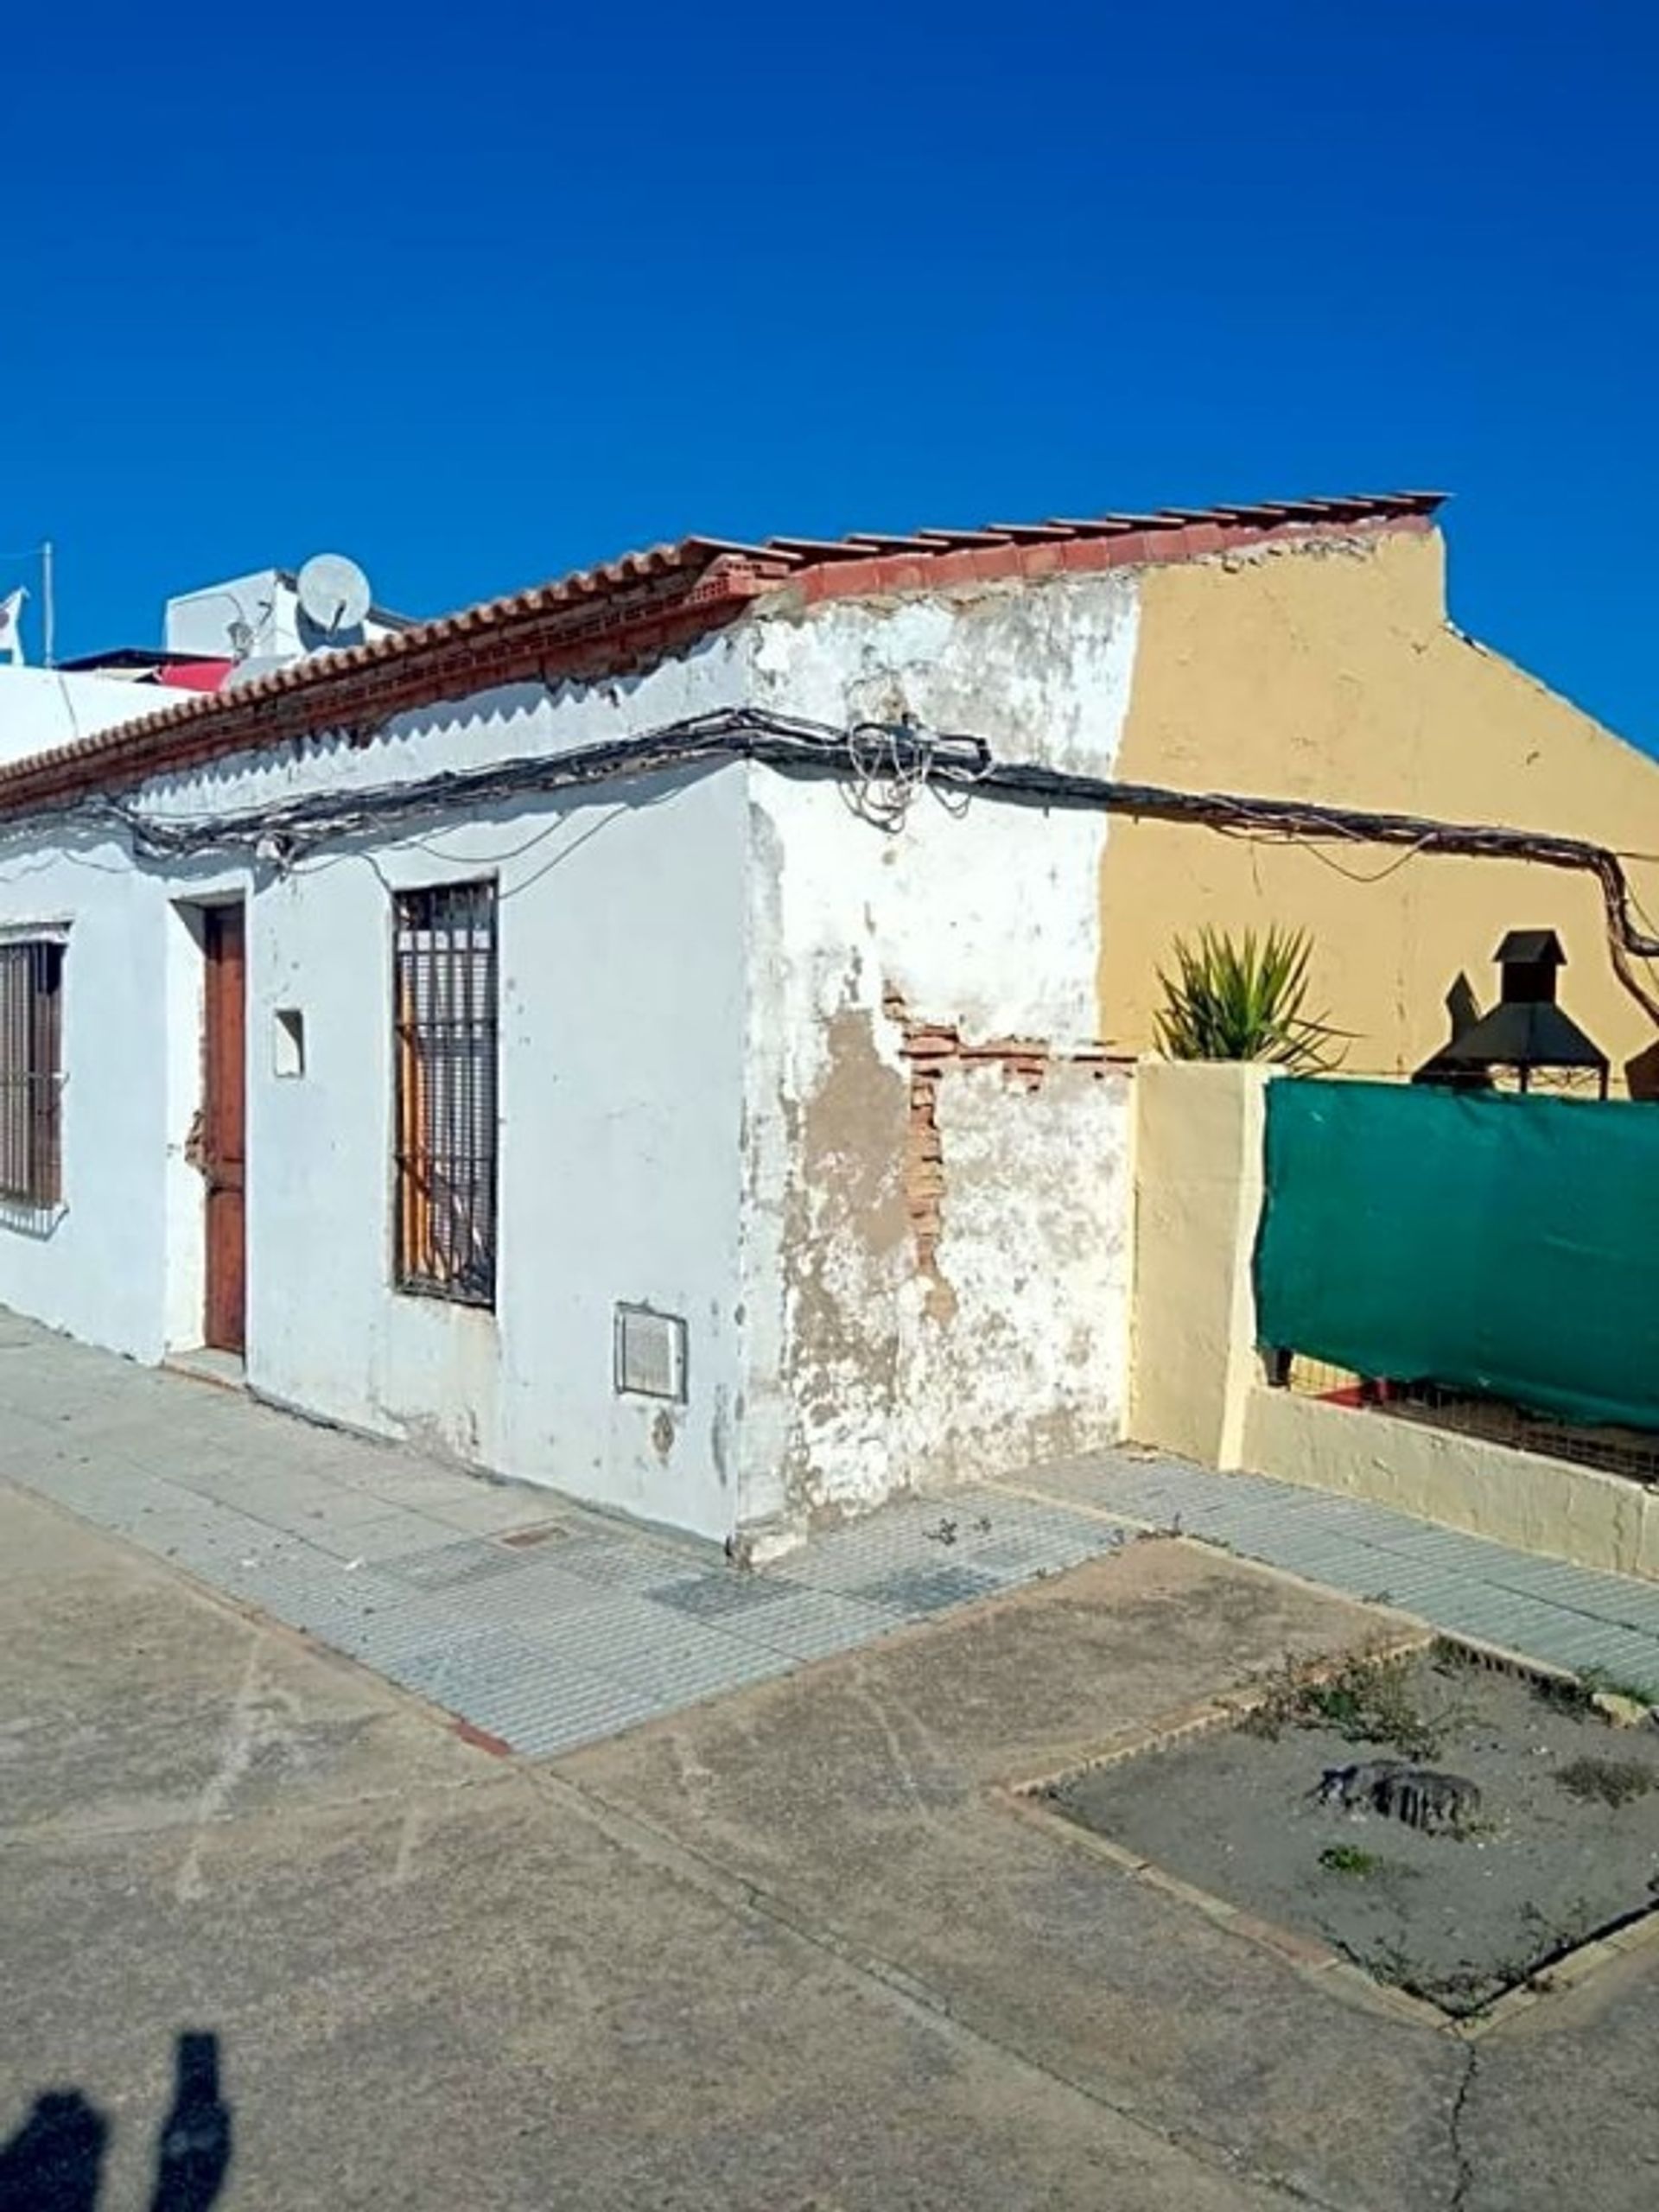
[
  {"xmin": 142, "ymin": 623, "xmax": 750, "ymax": 824},
  {"xmin": 0, "ymin": 846, "xmax": 184, "ymax": 1359},
  {"xmin": 240, "ymin": 765, "xmax": 750, "ymax": 1540},
  {"xmin": 0, "ymin": 573, "xmax": 1144, "ymax": 1550},
  {"xmin": 165, "ymin": 569, "xmax": 406, "ymax": 663},
  {"xmin": 0, "ymin": 632, "xmax": 756, "ymax": 1541},
  {"xmin": 732, "ymin": 573, "xmax": 1141, "ymax": 1545},
  {"xmin": 0, "ymin": 667, "xmax": 166, "ymax": 769},
  {"xmin": 155, "ymin": 630, "xmax": 754, "ymax": 1540}
]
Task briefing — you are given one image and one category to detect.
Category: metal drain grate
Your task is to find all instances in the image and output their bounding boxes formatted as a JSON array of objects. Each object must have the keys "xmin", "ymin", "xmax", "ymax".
[
  {"xmin": 650, "ymin": 1573, "xmax": 793, "ymax": 1620},
  {"xmin": 385, "ymin": 1541, "xmax": 529, "ymax": 1592},
  {"xmin": 855, "ymin": 1563, "xmax": 1000, "ymax": 1615}
]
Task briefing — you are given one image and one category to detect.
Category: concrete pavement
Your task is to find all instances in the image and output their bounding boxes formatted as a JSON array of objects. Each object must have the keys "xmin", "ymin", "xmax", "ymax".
[
  {"xmin": 10, "ymin": 1478, "xmax": 1659, "ymax": 2205},
  {"xmin": 0, "ymin": 1309, "xmax": 1136, "ymax": 1758},
  {"xmin": 10, "ymin": 1308, "xmax": 1659, "ymax": 2205},
  {"xmin": 1029, "ymin": 1448, "xmax": 1659, "ymax": 1691},
  {"xmin": 0, "ymin": 1484, "xmax": 1309, "ymax": 2211},
  {"xmin": 10, "ymin": 1307, "xmax": 1659, "ymax": 1771},
  {"xmin": 569, "ymin": 1539, "xmax": 1659, "ymax": 2212}
]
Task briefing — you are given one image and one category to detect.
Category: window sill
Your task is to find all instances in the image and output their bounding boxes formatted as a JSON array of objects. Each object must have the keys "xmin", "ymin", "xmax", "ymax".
[
  {"xmin": 0, "ymin": 1196, "xmax": 67, "ymax": 1241},
  {"xmin": 392, "ymin": 1278, "xmax": 497, "ymax": 1315}
]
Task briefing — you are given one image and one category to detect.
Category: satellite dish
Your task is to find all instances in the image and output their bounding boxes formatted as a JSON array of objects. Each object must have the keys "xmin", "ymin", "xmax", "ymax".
[{"xmin": 296, "ymin": 552, "xmax": 372, "ymax": 638}]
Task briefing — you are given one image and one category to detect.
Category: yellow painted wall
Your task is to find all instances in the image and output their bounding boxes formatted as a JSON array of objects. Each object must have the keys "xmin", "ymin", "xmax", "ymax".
[
  {"xmin": 1129, "ymin": 1061, "xmax": 1268, "ymax": 1465},
  {"xmin": 1242, "ymin": 1384, "xmax": 1659, "ymax": 1585},
  {"xmin": 1099, "ymin": 527, "xmax": 1659, "ymax": 1087}
]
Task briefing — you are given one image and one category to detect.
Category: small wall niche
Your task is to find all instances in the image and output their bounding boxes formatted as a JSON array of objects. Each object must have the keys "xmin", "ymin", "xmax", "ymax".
[{"xmin": 273, "ymin": 1008, "xmax": 307, "ymax": 1079}]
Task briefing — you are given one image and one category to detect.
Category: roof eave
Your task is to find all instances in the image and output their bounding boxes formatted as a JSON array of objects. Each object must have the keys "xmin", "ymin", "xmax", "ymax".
[
  {"xmin": 0, "ymin": 552, "xmax": 775, "ymax": 817},
  {"xmin": 0, "ymin": 492, "xmax": 1444, "ymax": 820}
]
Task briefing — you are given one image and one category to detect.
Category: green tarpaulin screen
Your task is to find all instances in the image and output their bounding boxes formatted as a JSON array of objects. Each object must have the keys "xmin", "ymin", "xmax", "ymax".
[{"xmin": 1254, "ymin": 1079, "xmax": 1659, "ymax": 1434}]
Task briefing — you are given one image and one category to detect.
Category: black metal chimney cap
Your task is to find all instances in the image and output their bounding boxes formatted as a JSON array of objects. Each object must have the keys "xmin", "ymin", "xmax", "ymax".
[{"xmin": 1496, "ymin": 929, "xmax": 1566, "ymax": 967}]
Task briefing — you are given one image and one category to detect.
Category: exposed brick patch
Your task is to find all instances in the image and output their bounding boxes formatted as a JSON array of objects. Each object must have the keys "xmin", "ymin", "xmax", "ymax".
[{"xmin": 882, "ymin": 985, "xmax": 1128, "ymax": 1314}]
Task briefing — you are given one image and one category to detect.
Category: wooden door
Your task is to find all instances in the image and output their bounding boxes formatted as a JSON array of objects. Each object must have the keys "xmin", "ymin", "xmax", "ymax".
[{"xmin": 202, "ymin": 905, "xmax": 246, "ymax": 1353}]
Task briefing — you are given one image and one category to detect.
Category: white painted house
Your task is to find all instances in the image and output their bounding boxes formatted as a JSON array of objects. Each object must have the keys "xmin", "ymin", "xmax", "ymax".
[
  {"xmin": 0, "ymin": 568, "xmax": 407, "ymax": 770},
  {"xmin": 0, "ymin": 498, "xmax": 1431, "ymax": 1552},
  {"xmin": 0, "ymin": 664, "xmax": 200, "ymax": 771}
]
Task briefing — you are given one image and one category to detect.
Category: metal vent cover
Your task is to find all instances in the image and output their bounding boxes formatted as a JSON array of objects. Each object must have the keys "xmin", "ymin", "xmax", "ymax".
[{"xmin": 613, "ymin": 1304, "xmax": 688, "ymax": 1402}]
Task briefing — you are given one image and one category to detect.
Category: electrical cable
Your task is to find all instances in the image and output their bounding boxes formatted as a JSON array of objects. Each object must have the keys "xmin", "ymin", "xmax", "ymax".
[{"xmin": 4, "ymin": 707, "xmax": 1659, "ymax": 1022}]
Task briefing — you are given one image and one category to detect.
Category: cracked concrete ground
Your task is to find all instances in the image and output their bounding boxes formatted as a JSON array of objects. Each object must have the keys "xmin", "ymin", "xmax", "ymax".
[
  {"xmin": 7, "ymin": 1483, "xmax": 1659, "ymax": 2208},
  {"xmin": 566, "ymin": 1543, "xmax": 1659, "ymax": 2212}
]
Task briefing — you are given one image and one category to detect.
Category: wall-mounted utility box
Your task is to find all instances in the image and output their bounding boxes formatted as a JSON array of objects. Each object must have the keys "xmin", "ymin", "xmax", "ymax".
[{"xmin": 613, "ymin": 1303, "xmax": 688, "ymax": 1402}]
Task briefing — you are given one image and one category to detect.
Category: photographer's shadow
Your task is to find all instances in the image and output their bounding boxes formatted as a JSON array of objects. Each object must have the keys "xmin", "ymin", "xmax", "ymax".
[{"xmin": 0, "ymin": 2031, "xmax": 231, "ymax": 2211}]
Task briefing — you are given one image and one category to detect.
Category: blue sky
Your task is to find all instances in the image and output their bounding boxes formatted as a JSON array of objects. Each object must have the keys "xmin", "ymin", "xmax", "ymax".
[{"xmin": 7, "ymin": 3, "xmax": 1656, "ymax": 747}]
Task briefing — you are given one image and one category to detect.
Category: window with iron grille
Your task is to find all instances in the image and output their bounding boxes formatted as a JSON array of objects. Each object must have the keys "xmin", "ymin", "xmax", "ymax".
[
  {"xmin": 0, "ymin": 939, "xmax": 65, "ymax": 1212},
  {"xmin": 392, "ymin": 882, "xmax": 499, "ymax": 1306}
]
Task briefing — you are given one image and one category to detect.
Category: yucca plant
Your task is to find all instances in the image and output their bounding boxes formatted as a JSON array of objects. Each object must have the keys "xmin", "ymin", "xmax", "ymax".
[{"xmin": 1154, "ymin": 925, "xmax": 1340, "ymax": 1071}]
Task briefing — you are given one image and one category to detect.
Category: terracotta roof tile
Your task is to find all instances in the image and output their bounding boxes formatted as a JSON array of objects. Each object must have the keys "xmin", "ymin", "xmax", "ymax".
[
  {"xmin": 0, "ymin": 491, "xmax": 1445, "ymax": 815},
  {"xmin": 841, "ymin": 533, "xmax": 950, "ymax": 553}
]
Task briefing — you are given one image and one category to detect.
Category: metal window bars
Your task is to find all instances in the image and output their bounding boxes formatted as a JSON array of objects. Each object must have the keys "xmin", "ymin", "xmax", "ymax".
[
  {"xmin": 0, "ymin": 940, "xmax": 64, "ymax": 1213},
  {"xmin": 393, "ymin": 882, "xmax": 499, "ymax": 1306}
]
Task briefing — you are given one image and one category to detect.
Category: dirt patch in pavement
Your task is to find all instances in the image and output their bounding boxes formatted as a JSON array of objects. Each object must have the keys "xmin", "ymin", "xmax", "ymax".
[{"xmin": 1048, "ymin": 1646, "xmax": 1659, "ymax": 2018}]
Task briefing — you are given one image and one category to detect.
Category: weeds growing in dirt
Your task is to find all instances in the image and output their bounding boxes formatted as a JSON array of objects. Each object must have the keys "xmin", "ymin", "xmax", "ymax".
[
  {"xmin": 1555, "ymin": 1756, "xmax": 1659, "ymax": 1808},
  {"xmin": 1334, "ymin": 1937, "xmax": 1495, "ymax": 2014},
  {"xmin": 1580, "ymin": 1665, "xmax": 1659, "ymax": 1708},
  {"xmin": 1530, "ymin": 1672, "xmax": 1599, "ymax": 1718},
  {"xmin": 1522, "ymin": 1896, "xmax": 1599, "ymax": 1949},
  {"xmin": 1529, "ymin": 1663, "xmax": 1659, "ymax": 1719},
  {"xmin": 1339, "ymin": 1940, "xmax": 1533, "ymax": 2019},
  {"xmin": 1319, "ymin": 1844, "xmax": 1384, "ymax": 1877},
  {"xmin": 1243, "ymin": 1652, "xmax": 1454, "ymax": 1758}
]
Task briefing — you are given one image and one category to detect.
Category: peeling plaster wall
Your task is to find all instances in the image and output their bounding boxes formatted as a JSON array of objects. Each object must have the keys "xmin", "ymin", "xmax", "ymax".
[
  {"xmin": 3, "ymin": 574, "xmax": 1142, "ymax": 1551},
  {"xmin": 925, "ymin": 1052, "xmax": 1131, "ymax": 1465},
  {"xmin": 749, "ymin": 569, "xmax": 1141, "ymax": 776},
  {"xmin": 735, "ymin": 574, "xmax": 1141, "ymax": 1542}
]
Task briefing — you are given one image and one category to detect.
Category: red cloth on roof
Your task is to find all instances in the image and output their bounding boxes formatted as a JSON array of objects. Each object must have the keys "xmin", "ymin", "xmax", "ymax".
[{"xmin": 157, "ymin": 659, "xmax": 234, "ymax": 692}]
